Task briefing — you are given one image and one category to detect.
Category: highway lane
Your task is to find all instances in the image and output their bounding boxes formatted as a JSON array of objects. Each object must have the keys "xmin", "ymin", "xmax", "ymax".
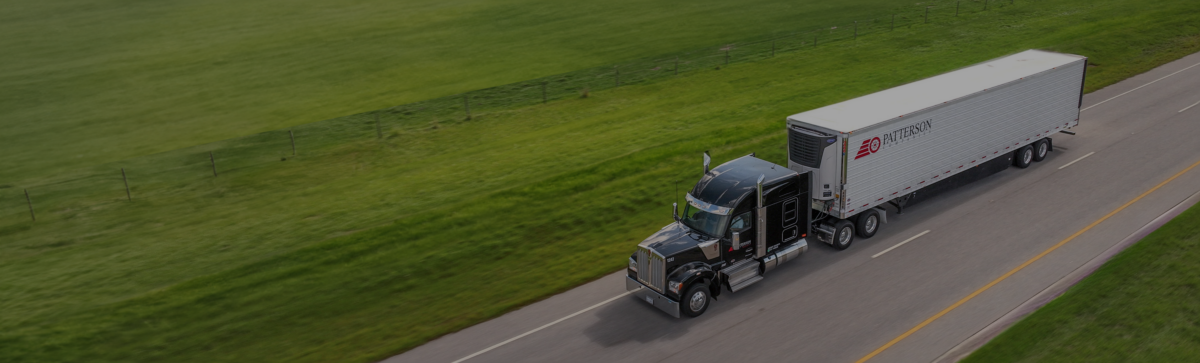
[{"xmin": 386, "ymin": 51, "xmax": 1200, "ymax": 363}]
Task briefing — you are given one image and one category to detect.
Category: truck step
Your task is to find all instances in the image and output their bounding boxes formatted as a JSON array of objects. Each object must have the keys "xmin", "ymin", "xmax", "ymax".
[
  {"xmin": 729, "ymin": 275, "xmax": 763, "ymax": 292},
  {"xmin": 723, "ymin": 259, "xmax": 763, "ymax": 292}
]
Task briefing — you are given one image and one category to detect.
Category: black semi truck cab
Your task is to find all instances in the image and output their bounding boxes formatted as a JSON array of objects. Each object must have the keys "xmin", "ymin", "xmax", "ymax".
[{"xmin": 626, "ymin": 154, "xmax": 811, "ymax": 317}]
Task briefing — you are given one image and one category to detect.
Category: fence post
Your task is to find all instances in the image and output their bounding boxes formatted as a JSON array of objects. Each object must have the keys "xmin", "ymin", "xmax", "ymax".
[
  {"xmin": 289, "ymin": 130, "xmax": 296, "ymax": 155},
  {"xmin": 542, "ymin": 82, "xmax": 547, "ymax": 103},
  {"xmin": 674, "ymin": 57, "xmax": 679, "ymax": 75},
  {"xmin": 24, "ymin": 189, "xmax": 35, "ymax": 222},
  {"xmin": 375, "ymin": 114, "xmax": 383, "ymax": 139},
  {"xmin": 984, "ymin": 0, "xmax": 988, "ymax": 11},
  {"xmin": 957, "ymin": 1, "xmax": 961, "ymax": 16},
  {"xmin": 463, "ymin": 95, "xmax": 471, "ymax": 120},
  {"xmin": 209, "ymin": 152, "xmax": 218, "ymax": 177},
  {"xmin": 925, "ymin": 7, "xmax": 930, "ymax": 23},
  {"xmin": 121, "ymin": 168, "xmax": 131, "ymax": 201},
  {"xmin": 891, "ymin": 14, "xmax": 895, "ymax": 31},
  {"xmin": 854, "ymin": 21, "xmax": 858, "ymax": 39}
]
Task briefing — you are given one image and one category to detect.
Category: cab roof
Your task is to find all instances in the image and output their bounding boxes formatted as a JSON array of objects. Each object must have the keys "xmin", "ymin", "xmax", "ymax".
[{"xmin": 691, "ymin": 155, "xmax": 798, "ymax": 209}]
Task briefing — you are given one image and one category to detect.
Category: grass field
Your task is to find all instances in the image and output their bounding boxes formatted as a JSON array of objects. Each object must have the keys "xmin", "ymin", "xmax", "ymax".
[
  {"xmin": 1, "ymin": 0, "xmax": 908, "ymax": 183},
  {"xmin": 964, "ymin": 202, "xmax": 1200, "ymax": 362},
  {"xmin": 3, "ymin": 0, "xmax": 1200, "ymax": 362}
]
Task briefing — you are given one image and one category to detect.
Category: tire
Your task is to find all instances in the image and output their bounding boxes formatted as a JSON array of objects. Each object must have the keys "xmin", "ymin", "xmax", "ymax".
[
  {"xmin": 681, "ymin": 282, "xmax": 710, "ymax": 317},
  {"xmin": 1014, "ymin": 145, "xmax": 1034, "ymax": 169},
  {"xmin": 1032, "ymin": 139, "xmax": 1050, "ymax": 162},
  {"xmin": 855, "ymin": 209, "xmax": 881, "ymax": 239},
  {"xmin": 831, "ymin": 219, "xmax": 855, "ymax": 250}
]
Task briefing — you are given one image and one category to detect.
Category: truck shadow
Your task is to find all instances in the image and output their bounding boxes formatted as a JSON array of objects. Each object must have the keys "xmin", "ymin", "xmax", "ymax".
[{"xmin": 582, "ymin": 294, "xmax": 691, "ymax": 347}]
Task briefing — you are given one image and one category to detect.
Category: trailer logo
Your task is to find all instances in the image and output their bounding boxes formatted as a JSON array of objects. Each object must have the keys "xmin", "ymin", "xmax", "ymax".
[
  {"xmin": 854, "ymin": 119, "xmax": 932, "ymax": 160},
  {"xmin": 855, "ymin": 137, "xmax": 881, "ymax": 159}
]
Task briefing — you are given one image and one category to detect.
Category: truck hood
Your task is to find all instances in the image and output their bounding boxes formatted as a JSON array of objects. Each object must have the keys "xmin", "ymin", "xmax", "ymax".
[{"xmin": 638, "ymin": 222, "xmax": 715, "ymax": 257}]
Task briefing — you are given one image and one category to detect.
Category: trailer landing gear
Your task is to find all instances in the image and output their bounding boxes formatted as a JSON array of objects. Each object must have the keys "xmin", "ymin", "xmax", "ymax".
[{"xmin": 889, "ymin": 192, "xmax": 915, "ymax": 214}]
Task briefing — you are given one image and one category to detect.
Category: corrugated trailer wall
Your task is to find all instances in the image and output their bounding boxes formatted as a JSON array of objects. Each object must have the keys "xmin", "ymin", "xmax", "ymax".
[{"xmin": 839, "ymin": 59, "xmax": 1086, "ymax": 216}]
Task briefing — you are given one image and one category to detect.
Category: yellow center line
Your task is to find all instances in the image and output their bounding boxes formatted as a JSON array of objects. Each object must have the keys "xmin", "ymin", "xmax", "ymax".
[{"xmin": 855, "ymin": 157, "xmax": 1200, "ymax": 363}]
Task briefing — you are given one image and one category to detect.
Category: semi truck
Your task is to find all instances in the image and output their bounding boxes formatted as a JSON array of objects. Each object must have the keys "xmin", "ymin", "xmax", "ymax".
[{"xmin": 626, "ymin": 49, "xmax": 1088, "ymax": 317}]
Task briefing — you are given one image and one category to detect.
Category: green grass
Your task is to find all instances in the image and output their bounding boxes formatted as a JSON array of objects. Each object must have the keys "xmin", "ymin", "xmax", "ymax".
[
  {"xmin": 0, "ymin": 0, "xmax": 912, "ymax": 183},
  {"xmin": 964, "ymin": 201, "xmax": 1200, "ymax": 362},
  {"xmin": 3, "ymin": 0, "xmax": 1200, "ymax": 362}
]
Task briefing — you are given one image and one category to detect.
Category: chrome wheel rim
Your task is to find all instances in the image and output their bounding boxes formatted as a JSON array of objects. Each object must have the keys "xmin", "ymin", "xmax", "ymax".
[
  {"xmin": 839, "ymin": 226, "xmax": 852, "ymax": 245},
  {"xmin": 866, "ymin": 215, "xmax": 878, "ymax": 233},
  {"xmin": 689, "ymin": 290, "xmax": 706, "ymax": 312},
  {"xmin": 1023, "ymin": 149, "xmax": 1033, "ymax": 164},
  {"xmin": 1038, "ymin": 143, "xmax": 1048, "ymax": 157}
]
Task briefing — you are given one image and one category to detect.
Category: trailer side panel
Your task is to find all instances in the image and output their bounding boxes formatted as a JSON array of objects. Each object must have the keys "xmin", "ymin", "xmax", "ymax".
[{"xmin": 837, "ymin": 59, "xmax": 1085, "ymax": 217}]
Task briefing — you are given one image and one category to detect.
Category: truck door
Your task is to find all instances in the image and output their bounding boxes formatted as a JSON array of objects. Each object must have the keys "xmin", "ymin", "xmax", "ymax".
[{"xmin": 725, "ymin": 211, "xmax": 756, "ymax": 263}]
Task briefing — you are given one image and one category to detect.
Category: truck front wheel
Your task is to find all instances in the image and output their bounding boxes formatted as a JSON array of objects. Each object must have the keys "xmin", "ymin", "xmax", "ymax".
[
  {"xmin": 681, "ymin": 282, "xmax": 711, "ymax": 317},
  {"xmin": 1014, "ymin": 145, "xmax": 1034, "ymax": 168},
  {"xmin": 832, "ymin": 219, "xmax": 855, "ymax": 250},
  {"xmin": 855, "ymin": 209, "xmax": 881, "ymax": 238}
]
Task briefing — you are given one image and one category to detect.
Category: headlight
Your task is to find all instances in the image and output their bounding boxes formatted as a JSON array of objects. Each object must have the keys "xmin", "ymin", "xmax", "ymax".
[
  {"xmin": 628, "ymin": 257, "xmax": 637, "ymax": 272},
  {"xmin": 668, "ymin": 281, "xmax": 683, "ymax": 294}
]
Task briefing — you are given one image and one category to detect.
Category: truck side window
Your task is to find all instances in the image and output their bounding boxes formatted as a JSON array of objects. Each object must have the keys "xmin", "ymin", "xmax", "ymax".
[
  {"xmin": 728, "ymin": 212, "xmax": 751, "ymax": 237},
  {"xmin": 783, "ymin": 198, "xmax": 798, "ymax": 223}
]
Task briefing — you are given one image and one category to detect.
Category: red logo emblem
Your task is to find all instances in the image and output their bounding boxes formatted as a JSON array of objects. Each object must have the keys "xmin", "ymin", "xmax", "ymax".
[{"xmin": 855, "ymin": 137, "xmax": 881, "ymax": 159}]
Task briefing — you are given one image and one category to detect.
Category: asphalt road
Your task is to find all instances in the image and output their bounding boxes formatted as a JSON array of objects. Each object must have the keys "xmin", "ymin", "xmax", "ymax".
[{"xmin": 386, "ymin": 51, "xmax": 1200, "ymax": 363}]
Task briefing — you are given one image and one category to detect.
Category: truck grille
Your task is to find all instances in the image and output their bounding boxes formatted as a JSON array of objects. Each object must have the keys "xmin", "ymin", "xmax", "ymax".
[
  {"xmin": 636, "ymin": 246, "xmax": 666, "ymax": 293},
  {"xmin": 789, "ymin": 126, "xmax": 829, "ymax": 169}
]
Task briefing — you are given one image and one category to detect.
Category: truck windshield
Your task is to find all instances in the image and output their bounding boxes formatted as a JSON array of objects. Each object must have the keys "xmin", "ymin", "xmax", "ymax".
[{"xmin": 681, "ymin": 202, "xmax": 731, "ymax": 238}]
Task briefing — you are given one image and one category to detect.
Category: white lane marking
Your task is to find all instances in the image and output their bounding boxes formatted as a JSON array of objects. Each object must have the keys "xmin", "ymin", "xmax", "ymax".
[
  {"xmin": 1058, "ymin": 151, "xmax": 1095, "ymax": 170},
  {"xmin": 1081, "ymin": 61, "xmax": 1200, "ymax": 112},
  {"xmin": 452, "ymin": 291, "xmax": 634, "ymax": 363},
  {"xmin": 872, "ymin": 230, "xmax": 931, "ymax": 258},
  {"xmin": 1180, "ymin": 99, "xmax": 1200, "ymax": 113}
]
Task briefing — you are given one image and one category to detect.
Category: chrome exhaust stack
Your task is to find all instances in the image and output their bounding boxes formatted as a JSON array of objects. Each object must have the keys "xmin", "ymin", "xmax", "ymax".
[{"xmin": 755, "ymin": 175, "xmax": 767, "ymax": 259}]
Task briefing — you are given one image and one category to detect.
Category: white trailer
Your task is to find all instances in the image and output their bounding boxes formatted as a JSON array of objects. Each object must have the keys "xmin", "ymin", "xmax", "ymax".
[{"xmin": 786, "ymin": 49, "xmax": 1087, "ymax": 249}]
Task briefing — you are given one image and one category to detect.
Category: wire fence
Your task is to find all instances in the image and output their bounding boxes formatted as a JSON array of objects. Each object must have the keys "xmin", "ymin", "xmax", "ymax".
[{"xmin": 2, "ymin": 0, "xmax": 1022, "ymax": 224}]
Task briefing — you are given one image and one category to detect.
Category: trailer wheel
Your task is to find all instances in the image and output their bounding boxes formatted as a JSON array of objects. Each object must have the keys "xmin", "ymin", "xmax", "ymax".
[
  {"xmin": 1014, "ymin": 145, "xmax": 1034, "ymax": 169},
  {"xmin": 831, "ymin": 219, "xmax": 855, "ymax": 250},
  {"xmin": 855, "ymin": 209, "xmax": 881, "ymax": 238},
  {"xmin": 681, "ymin": 282, "xmax": 711, "ymax": 317},
  {"xmin": 1032, "ymin": 139, "xmax": 1050, "ymax": 162}
]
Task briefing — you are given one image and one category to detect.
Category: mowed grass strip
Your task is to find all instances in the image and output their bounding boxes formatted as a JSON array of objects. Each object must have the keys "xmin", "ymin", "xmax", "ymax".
[
  {"xmin": 2, "ymin": 1, "xmax": 1200, "ymax": 362},
  {"xmin": 964, "ymin": 202, "xmax": 1200, "ymax": 362}
]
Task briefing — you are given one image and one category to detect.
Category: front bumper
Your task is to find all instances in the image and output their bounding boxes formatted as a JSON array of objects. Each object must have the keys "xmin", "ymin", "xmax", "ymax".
[{"xmin": 626, "ymin": 276, "xmax": 680, "ymax": 318}]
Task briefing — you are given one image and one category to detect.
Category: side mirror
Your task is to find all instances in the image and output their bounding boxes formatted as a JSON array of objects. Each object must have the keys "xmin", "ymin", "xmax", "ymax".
[{"xmin": 731, "ymin": 231, "xmax": 741, "ymax": 250}]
